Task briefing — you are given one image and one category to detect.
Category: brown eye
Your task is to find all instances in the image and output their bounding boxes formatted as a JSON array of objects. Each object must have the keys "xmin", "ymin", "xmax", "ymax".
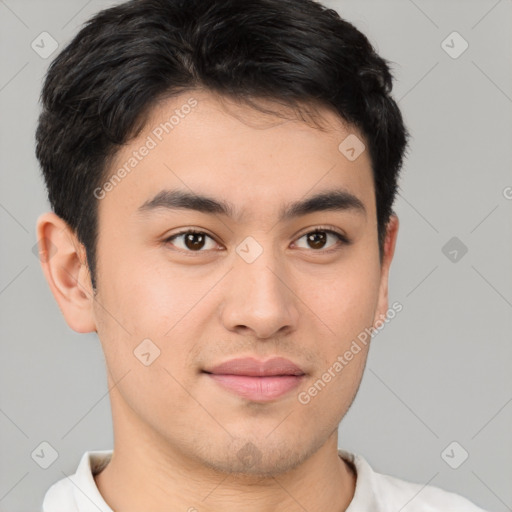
[
  {"xmin": 294, "ymin": 228, "xmax": 349, "ymax": 252},
  {"xmin": 307, "ymin": 231, "xmax": 328, "ymax": 250},
  {"xmin": 165, "ymin": 230, "xmax": 217, "ymax": 252},
  {"xmin": 164, "ymin": 227, "xmax": 350, "ymax": 254}
]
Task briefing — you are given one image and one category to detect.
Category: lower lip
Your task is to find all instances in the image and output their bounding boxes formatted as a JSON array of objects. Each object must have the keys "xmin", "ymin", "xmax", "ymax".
[{"xmin": 205, "ymin": 373, "xmax": 305, "ymax": 402}]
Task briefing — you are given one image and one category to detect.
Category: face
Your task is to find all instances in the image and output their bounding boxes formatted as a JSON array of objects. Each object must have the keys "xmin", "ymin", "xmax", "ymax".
[{"xmin": 45, "ymin": 89, "xmax": 398, "ymax": 477}]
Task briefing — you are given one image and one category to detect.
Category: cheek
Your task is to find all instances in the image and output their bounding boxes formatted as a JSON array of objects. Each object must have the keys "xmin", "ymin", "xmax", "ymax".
[
  {"xmin": 297, "ymin": 345, "xmax": 369, "ymax": 430},
  {"xmin": 94, "ymin": 267, "xmax": 202, "ymax": 425},
  {"xmin": 305, "ymin": 251, "xmax": 379, "ymax": 409},
  {"xmin": 95, "ymin": 259, "xmax": 218, "ymax": 392},
  {"xmin": 305, "ymin": 256, "xmax": 382, "ymax": 345},
  {"xmin": 106, "ymin": 352, "xmax": 201, "ymax": 443},
  {"xmin": 98, "ymin": 248, "xmax": 193, "ymax": 335}
]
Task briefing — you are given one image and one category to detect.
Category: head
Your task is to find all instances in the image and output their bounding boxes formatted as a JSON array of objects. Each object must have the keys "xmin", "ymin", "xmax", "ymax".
[{"xmin": 35, "ymin": 0, "xmax": 408, "ymax": 476}]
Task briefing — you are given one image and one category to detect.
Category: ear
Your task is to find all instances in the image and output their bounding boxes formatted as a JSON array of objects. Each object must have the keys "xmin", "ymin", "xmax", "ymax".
[
  {"xmin": 35, "ymin": 211, "xmax": 96, "ymax": 333},
  {"xmin": 373, "ymin": 213, "xmax": 399, "ymax": 327}
]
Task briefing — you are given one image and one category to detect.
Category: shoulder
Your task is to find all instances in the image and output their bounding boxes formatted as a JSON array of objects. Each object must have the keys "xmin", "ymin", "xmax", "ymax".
[
  {"xmin": 41, "ymin": 450, "xmax": 113, "ymax": 512},
  {"xmin": 372, "ymin": 470, "xmax": 488, "ymax": 511},
  {"xmin": 41, "ymin": 478, "xmax": 76, "ymax": 512},
  {"xmin": 340, "ymin": 450, "xmax": 489, "ymax": 512}
]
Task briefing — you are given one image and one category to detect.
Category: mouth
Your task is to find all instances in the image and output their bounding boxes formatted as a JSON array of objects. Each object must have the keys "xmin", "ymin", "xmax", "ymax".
[
  {"xmin": 203, "ymin": 373, "xmax": 306, "ymax": 402},
  {"xmin": 202, "ymin": 356, "xmax": 306, "ymax": 402}
]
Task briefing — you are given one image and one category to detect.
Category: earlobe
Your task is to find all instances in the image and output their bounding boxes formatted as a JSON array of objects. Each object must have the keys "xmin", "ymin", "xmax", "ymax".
[{"xmin": 35, "ymin": 212, "xmax": 97, "ymax": 333}]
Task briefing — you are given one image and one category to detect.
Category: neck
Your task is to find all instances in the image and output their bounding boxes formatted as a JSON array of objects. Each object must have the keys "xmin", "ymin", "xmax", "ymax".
[
  {"xmin": 94, "ymin": 384, "xmax": 357, "ymax": 512},
  {"xmin": 95, "ymin": 439, "xmax": 356, "ymax": 511}
]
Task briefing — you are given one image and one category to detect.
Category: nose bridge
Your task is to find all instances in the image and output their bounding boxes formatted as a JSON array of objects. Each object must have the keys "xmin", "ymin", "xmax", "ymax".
[
  {"xmin": 235, "ymin": 233, "xmax": 287, "ymax": 300},
  {"xmin": 222, "ymin": 233, "xmax": 299, "ymax": 337}
]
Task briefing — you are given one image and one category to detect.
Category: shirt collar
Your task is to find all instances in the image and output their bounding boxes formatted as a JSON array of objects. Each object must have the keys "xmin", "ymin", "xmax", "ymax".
[
  {"xmin": 339, "ymin": 449, "xmax": 381, "ymax": 511},
  {"xmin": 71, "ymin": 450, "xmax": 113, "ymax": 512}
]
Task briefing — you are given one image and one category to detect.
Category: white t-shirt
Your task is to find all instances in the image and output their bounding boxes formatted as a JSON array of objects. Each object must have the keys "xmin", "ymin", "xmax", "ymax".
[{"xmin": 42, "ymin": 449, "xmax": 489, "ymax": 511}]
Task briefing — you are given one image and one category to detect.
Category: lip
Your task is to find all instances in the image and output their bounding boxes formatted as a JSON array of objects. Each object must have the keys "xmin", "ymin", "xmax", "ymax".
[
  {"xmin": 203, "ymin": 357, "xmax": 306, "ymax": 402},
  {"xmin": 206, "ymin": 374, "xmax": 305, "ymax": 402},
  {"xmin": 204, "ymin": 357, "xmax": 305, "ymax": 377}
]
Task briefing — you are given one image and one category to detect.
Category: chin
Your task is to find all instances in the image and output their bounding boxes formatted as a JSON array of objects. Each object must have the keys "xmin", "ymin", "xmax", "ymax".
[{"xmin": 196, "ymin": 439, "xmax": 312, "ymax": 478}]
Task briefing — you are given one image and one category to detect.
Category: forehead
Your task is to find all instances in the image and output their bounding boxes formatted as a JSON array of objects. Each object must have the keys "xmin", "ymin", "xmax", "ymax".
[{"xmin": 98, "ymin": 89, "xmax": 375, "ymax": 224}]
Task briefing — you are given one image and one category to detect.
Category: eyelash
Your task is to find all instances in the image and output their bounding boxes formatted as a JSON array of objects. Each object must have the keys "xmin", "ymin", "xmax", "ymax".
[{"xmin": 164, "ymin": 226, "xmax": 351, "ymax": 255}]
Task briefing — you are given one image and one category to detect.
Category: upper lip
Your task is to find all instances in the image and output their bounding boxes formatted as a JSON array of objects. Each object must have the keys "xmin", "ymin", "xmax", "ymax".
[{"xmin": 204, "ymin": 357, "xmax": 306, "ymax": 377}]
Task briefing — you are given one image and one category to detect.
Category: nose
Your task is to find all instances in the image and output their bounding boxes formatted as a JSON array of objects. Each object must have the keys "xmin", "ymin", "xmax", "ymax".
[{"xmin": 219, "ymin": 242, "xmax": 300, "ymax": 340}]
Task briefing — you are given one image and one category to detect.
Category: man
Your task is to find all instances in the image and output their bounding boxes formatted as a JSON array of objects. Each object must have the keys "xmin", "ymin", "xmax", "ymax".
[{"xmin": 35, "ymin": 0, "xmax": 488, "ymax": 510}]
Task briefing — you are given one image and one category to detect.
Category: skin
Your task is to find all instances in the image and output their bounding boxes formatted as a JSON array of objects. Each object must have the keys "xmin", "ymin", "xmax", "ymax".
[{"xmin": 36, "ymin": 89, "xmax": 399, "ymax": 512}]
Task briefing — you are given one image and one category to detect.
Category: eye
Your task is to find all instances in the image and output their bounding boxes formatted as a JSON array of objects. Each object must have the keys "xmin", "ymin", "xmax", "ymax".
[
  {"xmin": 164, "ymin": 229, "xmax": 219, "ymax": 252},
  {"xmin": 164, "ymin": 226, "xmax": 350, "ymax": 254},
  {"xmin": 293, "ymin": 227, "xmax": 350, "ymax": 252}
]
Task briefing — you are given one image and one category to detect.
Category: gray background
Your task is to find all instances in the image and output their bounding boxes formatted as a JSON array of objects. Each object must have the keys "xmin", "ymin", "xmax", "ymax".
[{"xmin": 1, "ymin": 0, "xmax": 511, "ymax": 510}]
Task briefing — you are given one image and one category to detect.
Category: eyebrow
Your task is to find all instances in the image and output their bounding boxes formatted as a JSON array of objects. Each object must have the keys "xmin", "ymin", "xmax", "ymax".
[{"xmin": 136, "ymin": 188, "xmax": 367, "ymax": 222}]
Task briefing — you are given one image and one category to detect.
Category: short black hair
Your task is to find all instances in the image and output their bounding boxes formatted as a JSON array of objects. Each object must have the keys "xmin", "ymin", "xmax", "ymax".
[{"xmin": 35, "ymin": 0, "xmax": 409, "ymax": 292}]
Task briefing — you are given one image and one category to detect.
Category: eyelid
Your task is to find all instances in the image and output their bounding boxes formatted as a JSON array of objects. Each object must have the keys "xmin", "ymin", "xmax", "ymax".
[
  {"xmin": 294, "ymin": 225, "xmax": 350, "ymax": 244},
  {"xmin": 164, "ymin": 228, "xmax": 222, "ymax": 253},
  {"xmin": 164, "ymin": 225, "xmax": 351, "ymax": 254}
]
